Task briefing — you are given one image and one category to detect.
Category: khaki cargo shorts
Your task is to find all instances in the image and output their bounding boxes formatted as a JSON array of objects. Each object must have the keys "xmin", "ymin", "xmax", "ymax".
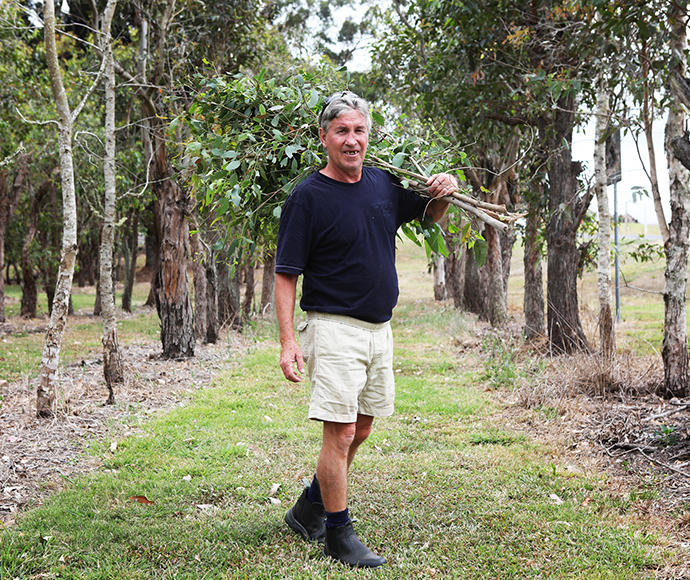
[{"xmin": 298, "ymin": 312, "xmax": 395, "ymax": 423}]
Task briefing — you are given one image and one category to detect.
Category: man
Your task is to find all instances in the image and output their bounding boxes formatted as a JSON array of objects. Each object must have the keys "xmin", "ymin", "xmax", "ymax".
[{"xmin": 275, "ymin": 91, "xmax": 456, "ymax": 568}]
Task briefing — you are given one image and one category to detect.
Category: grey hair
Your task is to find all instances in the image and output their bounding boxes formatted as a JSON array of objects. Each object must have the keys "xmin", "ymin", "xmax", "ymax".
[{"xmin": 318, "ymin": 91, "xmax": 372, "ymax": 134}]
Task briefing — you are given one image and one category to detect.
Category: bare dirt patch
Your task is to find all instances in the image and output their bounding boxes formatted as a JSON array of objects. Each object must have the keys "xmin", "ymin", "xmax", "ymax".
[{"xmin": 0, "ymin": 326, "xmax": 247, "ymax": 526}]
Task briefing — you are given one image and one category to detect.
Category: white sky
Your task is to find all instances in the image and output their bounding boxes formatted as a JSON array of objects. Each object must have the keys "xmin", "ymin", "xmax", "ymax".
[{"xmin": 572, "ymin": 117, "xmax": 670, "ymax": 225}]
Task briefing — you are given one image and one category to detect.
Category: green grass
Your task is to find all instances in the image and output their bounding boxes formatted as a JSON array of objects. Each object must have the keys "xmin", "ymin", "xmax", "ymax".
[
  {"xmin": 0, "ymin": 282, "xmax": 158, "ymax": 382},
  {"xmin": 0, "ymin": 291, "xmax": 664, "ymax": 579}
]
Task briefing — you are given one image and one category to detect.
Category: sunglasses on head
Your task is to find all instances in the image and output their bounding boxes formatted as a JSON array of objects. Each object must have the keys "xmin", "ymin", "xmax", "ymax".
[{"xmin": 321, "ymin": 91, "xmax": 359, "ymax": 113}]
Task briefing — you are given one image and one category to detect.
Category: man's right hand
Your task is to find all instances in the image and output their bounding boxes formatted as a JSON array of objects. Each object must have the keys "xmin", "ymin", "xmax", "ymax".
[{"xmin": 280, "ymin": 339, "xmax": 305, "ymax": 382}]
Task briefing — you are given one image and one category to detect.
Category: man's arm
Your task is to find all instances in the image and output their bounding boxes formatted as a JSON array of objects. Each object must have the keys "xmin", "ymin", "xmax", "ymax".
[
  {"xmin": 423, "ymin": 173, "xmax": 457, "ymax": 223},
  {"xmin": 275, "ymin": 272, "xmax": 305, "ymax": 382}
]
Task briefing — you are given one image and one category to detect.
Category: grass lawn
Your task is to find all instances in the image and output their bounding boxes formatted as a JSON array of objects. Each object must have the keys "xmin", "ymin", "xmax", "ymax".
[{"xmin": 0, "ymin": 240, "xmax": 668, "ymax": 579}]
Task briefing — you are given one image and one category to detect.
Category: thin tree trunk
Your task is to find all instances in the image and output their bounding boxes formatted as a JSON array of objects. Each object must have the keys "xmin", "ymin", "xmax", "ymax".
[
  {"xmin": 523, "ymin": 209, "xmax": 544, "ymax": 339},
  {"xmin": 0, "ymin": 154, "xmax": 29, "ymax": 322},
  {"xmin": 206, "ymin": 252, "xmax": 218, "ymax": 343},
  {"xmin": 190, "ymin": 229, "xmax": 208, "ymax": 341},
  {"xmin": 260, "ymin": 249, "xmax": 276, "ymax": 316},
  {"xmin": 662, "ymin": 1, "xmax": 690, "ymax": 398},
  {"xmin": 99, "ymin": 0, "xmax": 123, "ymax": 404},
  {"xmin": 641, "ymin": 42, "xmax": 670, "ymax": 245},
  {"xmin": 484, "ymin": 225, "xmax": 507, "ymax": 326},
  {"xmin": 121, "ymin": 207, "xmax": 139, "ymax": 312},
  {"xmin": 595, "ymin": 86, "xmax": 615, "ymax": 359},
  {"xmin": 446, "ymin": 232, "xmax": 466, "ymax": 310},
  {"xmin": 37, "ymin": 0, "xmax": 80, "ymax": 417},
  {"xmin": 242, "ymin": 262, "xmax": 255, "ymax": 320}
]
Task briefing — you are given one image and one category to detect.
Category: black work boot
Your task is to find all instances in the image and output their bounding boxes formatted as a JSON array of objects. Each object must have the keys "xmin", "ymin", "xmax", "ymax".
[
  {"xmin": 323, "ymin": 521, "xmax": 386, "ymax": 568},
  {"xmin": 285, "ymin": 487, "xmax": 326, "ymax": 543}
]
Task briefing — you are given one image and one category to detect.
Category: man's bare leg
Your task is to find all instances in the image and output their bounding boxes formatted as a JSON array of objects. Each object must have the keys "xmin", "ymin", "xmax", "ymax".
[{"xmin": 317, "ymin": 414, "xmax": 385, "ymax": 568}]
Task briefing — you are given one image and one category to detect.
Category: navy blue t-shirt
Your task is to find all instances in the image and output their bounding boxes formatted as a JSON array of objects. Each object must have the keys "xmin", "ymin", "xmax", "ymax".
[{"xmin": 275, "ymin": 166, "xmax": 427, "ymax": 323}]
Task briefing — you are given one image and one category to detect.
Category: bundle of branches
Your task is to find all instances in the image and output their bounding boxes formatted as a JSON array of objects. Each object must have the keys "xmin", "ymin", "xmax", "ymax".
[
  {"xmin": 185, "ymin": 66, "xmax": 519, "ymax": 257},
  {"xmin": 366, "ymin": 127, "xmax": 525, "ymax": 233}
]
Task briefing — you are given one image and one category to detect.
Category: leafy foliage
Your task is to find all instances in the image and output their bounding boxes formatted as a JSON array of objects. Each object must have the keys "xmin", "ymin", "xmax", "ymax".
[{"xmin": 185, "ymin": 64, "xmax": 472, "ymax": 257}]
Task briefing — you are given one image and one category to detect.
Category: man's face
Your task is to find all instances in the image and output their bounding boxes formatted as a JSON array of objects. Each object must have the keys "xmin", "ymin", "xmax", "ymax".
[{"xmin": 319, "ymin": 109, "xmax": 369, "ymax": 182}]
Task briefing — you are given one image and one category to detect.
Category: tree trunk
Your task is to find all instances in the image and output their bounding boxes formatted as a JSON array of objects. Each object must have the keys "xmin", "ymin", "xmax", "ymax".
[
  {"xmin": 242, "ymin": 262, "xmax": 255, "ymax": 320},
  {"xmin": 205, "ymin": 252, "xmax": 218, "ymax": 343},
  {"xmin": 0, "ymin": 154, "xmax": 29, "ymax": 323},
  {"xmin": 260, "ymin": 249, "xmax": 276, "ymax": 316},
  {"xmin": 37, "ymin": 0, "xmax": 80, "ymax": 416},
  {"xmin": 121, "ymin": 206, "xmax": 139, "ymax": 313},
  {"xmin": 144, "ymin": 201, "xmax": 160, "ymax": 307},
  {"xmin": 152, "ymin": 145, "xmax": 195, "ymax": 358},
  {"xmin": 99, "ymin": 0, "xmax": 124, "ymax": 405},
  {"xmin": 523, "ymin": 209, "xmax": 545, "ymax": 339},
  {"xmin": 446, "ymin": 232, "xmax": 466, "ymax": 310},
  {"xmin": 544, "ymin": 101, "xmax": 590, "ymax": 354},
  {"xmin": 595, "ymin": 86, "xmax": 615, "ymax": 359},
  {"xmin": 483, "ymin": 225, "xmax": 507, "ymax": 326},
  {"xmin": 432, "ymin": 217, "xmax": 448, "ymax": 301},
  {"xmin": 662, "ymin": 0, "xmax": 690, "ymax": 398},
  {"xmin": 190, "ymin": 229, "xmax": 208, "ymax": 341},
  {"xmin": 217, "ymin": 256, "xmax": 242, "ymax": 331},
  {"xmin": 463, "ymin": 241, "xmax": 485, "ymax": 318}
]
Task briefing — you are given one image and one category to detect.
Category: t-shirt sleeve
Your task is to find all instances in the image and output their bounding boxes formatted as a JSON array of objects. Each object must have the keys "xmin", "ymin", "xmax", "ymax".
[
  {"xmin": 275, "ymin": 193, "xmax": 312, "ymax": 275},
  {"xmin": 388, "ymin": 173, "xmax": 428, "ymax": 226}
]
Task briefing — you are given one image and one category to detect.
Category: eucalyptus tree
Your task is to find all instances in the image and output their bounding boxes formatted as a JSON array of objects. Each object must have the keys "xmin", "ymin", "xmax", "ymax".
[
  {"xmin": 591, "ymin": 0, "xmax": 690, "ymax": 397},
  {"xmin": 661, "ymin": 1, "xmax": 690, "ymax": 398},
  {"xmin": 37, "ymin": 0, "xmax": 112, "ymax": 417},
  {"xmin": 98, "ymin": 0, "xmax": 123, "ymax": 403},
  {"xmin": 373, "ymin": 0, "xmax": 603, "ymax": 351}
]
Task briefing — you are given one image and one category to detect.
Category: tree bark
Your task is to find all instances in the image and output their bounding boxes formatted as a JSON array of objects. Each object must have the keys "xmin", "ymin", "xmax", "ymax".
[
  {"xmin": 260, "ymin": 249, "xmax": 276, "ymax": 316},
  {"xmin": 523, "ymin": 208, "xmax": 545, "ymax": 339},
  {"xmin": 242, "ymin": 262, "xmax": 255, "ymax": 320},
  {"xmin": 99, "ymin": 0, "xmax": 124, "ymax": 404},
  {"xmin": 121, "ymin": 206, "xmax": 139, "ymax": 313},
  {"xmin": 662, "ymin": 0, "xmax": 690, "ymax": 398},
  {"xmin": 190, "ymin": 229, "xmax": 208, "ymax": 341},
  {"xmin": 205, "ymin": 252, "xmax": 218, "ymax": 343},
  {"xmin": 544, "ymin": 100, "xmax": 590, "ymax": 354},
  {"xmin": 0, "ymin": 154, "xmax": 29, "ymax": 322},
  {"xmin": 37, "ymin": 0, "xmax": 80, "ymax": 417},
  {"xmin": 483, "ymin": 225, "xmax": 507, "ymax": 326},
  {"xmin": 595, "ymin": 86, "xmax": 615, "ymax": 359},
  {"xmin": 218, "ymin": 256, "xmax": 242, "ymax": 331},
  {"xmin": 153, "ymin": 151, "xmax": 195, "ymax": 358}
]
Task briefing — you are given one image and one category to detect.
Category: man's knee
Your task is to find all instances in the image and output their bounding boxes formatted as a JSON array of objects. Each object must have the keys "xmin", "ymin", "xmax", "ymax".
[
  {"xmin": 323, "ymin": 421, "xmax": 357, "ymax": 454},
  {"xmin": 353, "ymin": 415, "xmax": 374, "ymax": 446}
]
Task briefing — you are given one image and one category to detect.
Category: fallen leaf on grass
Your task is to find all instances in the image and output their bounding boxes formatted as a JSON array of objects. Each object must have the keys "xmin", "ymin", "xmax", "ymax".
[
  {"xmin": 581, "ymin": 496, "xmax": 591, "ymax": 507},
  {"xmin": 269, "ymin": 483, "xmax": 281, "ymax": 497},
  {"xmin": 549, "ymin": 493, "xmax": 564, "ymax": 505},
  {"xmin": 268, "ymin": 497, "xmax": 281, "ymax": 505},
  {"xmin": 196, "ymin": 504, "xmax": 216, "ymax": 515},
  {"xmin": 129, "ymin": 495, "xmax": 155, "ymax": 505}
]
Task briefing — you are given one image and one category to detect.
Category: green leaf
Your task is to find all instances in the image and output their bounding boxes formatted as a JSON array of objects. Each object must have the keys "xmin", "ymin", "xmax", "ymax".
[
  {"xmin": 225, "ymin": 160, "xmax": 241, "ymax": 171},
  {"xmin": 308, "ymin": 89, "xmax": 319, "ymax": 109},
  {"xmin": 392, "ymin": 152, "xmax": 405, "ymax": 168},
  {"xmin": 371, "ymin": 111, "xmax": 385, "ymax": 126},
  {"xmin": 473, "ymin": 239, "xmax": 488, "ymax": 266}
]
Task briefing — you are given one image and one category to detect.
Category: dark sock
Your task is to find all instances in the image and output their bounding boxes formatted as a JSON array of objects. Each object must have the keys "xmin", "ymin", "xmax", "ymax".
[
  {"xmin": 307, "ymin": 475, "xmax": 322, "ymax": 504},
  {"xmin": 325, "ymin": 508, "xmax": 350, "ymax": 528}
]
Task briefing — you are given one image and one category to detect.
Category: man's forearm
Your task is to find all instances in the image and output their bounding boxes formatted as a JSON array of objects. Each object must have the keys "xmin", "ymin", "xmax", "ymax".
[{"xmin": 275, "ymin": 272, "xmax": 299, "ymax": 345}]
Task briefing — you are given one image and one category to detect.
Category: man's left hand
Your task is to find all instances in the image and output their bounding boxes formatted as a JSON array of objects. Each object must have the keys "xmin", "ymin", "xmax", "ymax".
[{"xmin": 426, "ymin": 173, "xmax": 458, "ymax": 199}]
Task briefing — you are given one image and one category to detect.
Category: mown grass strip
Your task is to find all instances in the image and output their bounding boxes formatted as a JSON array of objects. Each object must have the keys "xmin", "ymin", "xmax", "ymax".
[{"xmin": 0, "ymin": 305, "xmax": 660, "ymax": 579}]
